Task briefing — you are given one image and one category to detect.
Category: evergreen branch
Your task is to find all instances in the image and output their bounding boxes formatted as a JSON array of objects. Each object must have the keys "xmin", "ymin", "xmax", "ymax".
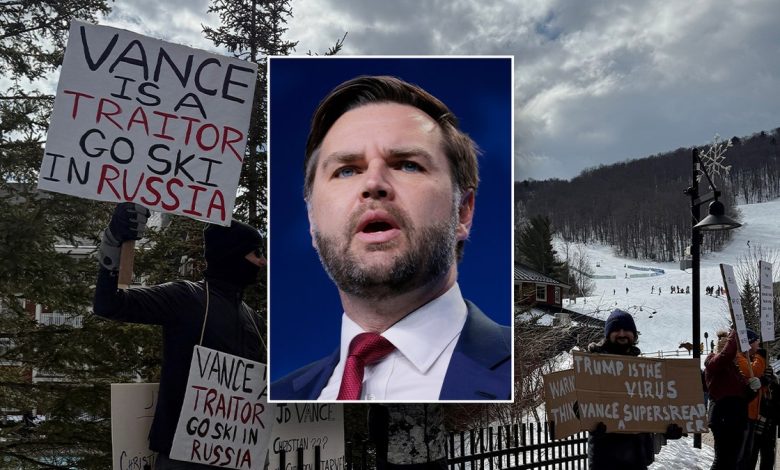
[{"xmin": 0, "ymin": 450, "xmax": 76, "ymax": 469}]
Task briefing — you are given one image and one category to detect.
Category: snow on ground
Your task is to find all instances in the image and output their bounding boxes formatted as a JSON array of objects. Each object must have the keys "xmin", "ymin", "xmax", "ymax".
[
  {"xmin": 547, "ymin": 199, "xmax": 780, "ymax": 466},
  {"xmin": 562, "ymin": 199, "xmax": 780, "ymax": 358}
]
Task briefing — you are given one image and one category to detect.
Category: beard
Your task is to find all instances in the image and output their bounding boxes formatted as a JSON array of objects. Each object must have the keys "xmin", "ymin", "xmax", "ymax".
[{"xmin": 313, "ymin": 200, "xmax": 459, "ymax": 301}]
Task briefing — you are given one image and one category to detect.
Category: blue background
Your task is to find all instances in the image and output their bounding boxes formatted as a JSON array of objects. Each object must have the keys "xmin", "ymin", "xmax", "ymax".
[{"xmin": 268, "ymin": 57, "xmax": 513, "ymax": 382}]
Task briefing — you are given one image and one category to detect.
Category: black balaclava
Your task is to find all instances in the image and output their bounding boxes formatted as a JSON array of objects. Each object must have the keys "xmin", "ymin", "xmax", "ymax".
[{"xmin": 203, "ymin": 220, "xmax": 262, "ymax": 288}]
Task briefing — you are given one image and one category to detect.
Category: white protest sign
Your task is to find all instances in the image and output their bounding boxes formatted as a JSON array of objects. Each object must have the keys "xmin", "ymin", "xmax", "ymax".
[
  {"xmin": 271, "ymin": 404, "xmax": 345, "ymax": 470},
  {"xmin": 760, "ymin": 261, "xmax": 775, "ymax": 342},
  {"xmin": 721, "ymin": 264, "xmax": 750, "ymax": 352},
  {"xmin": 39, "ymin": 20, "xmax": 257, "ymax": 225},
  {"xmin": 170, "ymin": 346, "xmax": 271, "ymax": 469},
  {"xmin": 110, "ymin": 383, "xmax": 159, "ymax": 470}
]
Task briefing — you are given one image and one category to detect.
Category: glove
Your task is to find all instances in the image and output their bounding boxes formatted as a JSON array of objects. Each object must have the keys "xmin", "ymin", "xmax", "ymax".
[
  {"xmin": 98, "ymin": 203, "xmax": 150, "ymax": 271},
  {"xmin": 592, "ymin": 422, "xmax": 607, "ymax": 435},
  {"xmin": 664, "ymin": 423, "xmax": 684, "ymax": 440},
  {"xmin": 762, "ymin": 366, "xmax": 776, "ymax": 386},
  {"xmin": 748, "ymin": 376, "xmax": 761, "ymax": 391}
]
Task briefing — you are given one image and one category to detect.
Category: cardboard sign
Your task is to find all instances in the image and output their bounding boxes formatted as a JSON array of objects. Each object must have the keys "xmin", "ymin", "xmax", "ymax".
[
  {"xmin": 721, "ymin": 264, "xmax": 750, "ymax": 351},
  {"xmin": 759, "ymin": 261, "xmax": 775, "ymax": 342},
  {"xmin": 38, "ymin": 21, "xmax": 257, "ymax": 225},
  {"xmin": 110, "ymin": 383, "xmax": 159, "ymax": 470},
  {"xmin": 270, "ymin": 404, "xmax": 345, "ymax": 470},
  {"xmin": 170, "ymin": 346, "xmax": 271, "ymax": 469},
  {"xmin": 544, "ymin": 369, "xmax": 581, "ymax": 440},
  {"xmin": 543, "ymin": 352, "xmax": 707, "ymax": 437}
]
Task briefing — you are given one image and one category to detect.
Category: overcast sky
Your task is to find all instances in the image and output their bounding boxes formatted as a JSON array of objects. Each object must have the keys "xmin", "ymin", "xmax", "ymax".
[{"xmin": 99, "ymin": 0, "xmax": 780, "ymax": 182}]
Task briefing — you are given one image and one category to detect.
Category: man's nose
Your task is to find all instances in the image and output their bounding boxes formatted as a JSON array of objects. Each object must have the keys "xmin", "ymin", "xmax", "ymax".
[{"xmin": 361, "ymin": 161, "xmax": 394, "ymax": 200}]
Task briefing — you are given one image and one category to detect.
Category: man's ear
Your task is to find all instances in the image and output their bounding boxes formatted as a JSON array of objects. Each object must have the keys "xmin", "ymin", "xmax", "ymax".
[
  {"xmin": 456, "ymin": 189, "xmax": 475, "ymax": 242},
  {"xmin": 306, "ymin": 201, "xmax": 317, "ymax": 250}
]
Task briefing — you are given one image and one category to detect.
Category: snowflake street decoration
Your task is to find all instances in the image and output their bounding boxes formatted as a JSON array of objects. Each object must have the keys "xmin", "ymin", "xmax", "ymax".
[{"xmin": 697, "ymin": 134, "xmax": 733, "ymax": 182}]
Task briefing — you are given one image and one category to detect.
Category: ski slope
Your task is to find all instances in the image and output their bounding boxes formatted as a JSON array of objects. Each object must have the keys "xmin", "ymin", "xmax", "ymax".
[{"xmin": 561, "ymin": 199, "xmax": 780, "ymax": 359}]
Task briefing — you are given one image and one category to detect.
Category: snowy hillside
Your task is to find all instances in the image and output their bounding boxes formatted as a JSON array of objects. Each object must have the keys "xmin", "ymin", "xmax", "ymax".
[{"xmin": 560, "ymin": 199, "xmax": 780, "ymax": 359}]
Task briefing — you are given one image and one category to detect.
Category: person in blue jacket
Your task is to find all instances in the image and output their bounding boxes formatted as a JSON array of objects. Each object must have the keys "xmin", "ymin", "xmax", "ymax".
[
  {"xmin": 271, "ymin": 76, "xmax": 511, "ymax": 401},
  {"xmin": 94, "ymin": 203, "xmax": 264, "ymax": 469}
]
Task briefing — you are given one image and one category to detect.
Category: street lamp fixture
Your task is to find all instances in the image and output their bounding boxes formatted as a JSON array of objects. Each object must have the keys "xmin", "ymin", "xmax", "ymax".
[{"xmin": 684, "ymin": 147, "xmax": 741, "ymax": 449}]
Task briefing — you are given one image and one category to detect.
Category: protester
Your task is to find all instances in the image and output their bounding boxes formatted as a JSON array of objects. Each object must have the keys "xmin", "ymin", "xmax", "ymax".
[
  {"xmin": 736, "ymin": 329, "xmax": 765, "ymax": 469},
  {"xmin": 93, "ymin": 203, "xmax": 264, "ymax": 469},
  {"xmin": 748, "ymin": 348, "xmax": 777, "ymax": 470},
  {"xmin": 704, "ymin": 329, "xmax": 760, "ymax": 470},
  {"xmin": 586, "ymin": 309, "xmax": 682, "ymax": 469}
]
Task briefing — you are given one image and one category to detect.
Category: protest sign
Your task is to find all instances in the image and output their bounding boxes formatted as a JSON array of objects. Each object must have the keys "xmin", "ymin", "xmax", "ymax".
[
  {"xmin": 110, "ymin": 383, "xmax": 159, "ymax": 470},
  {"xmin": 39, "ymin": 20, "xmax": 257, "ymax": 226},
  {"xmin": 759, "ymin": 261, "xmax": 775, "ymax": 342},
  {"xmin": 543, "ymin": 369, "xmax": 580, "ymax": 440},
  {"xmin": 721, "ymin": 264, "xmax": 750, "ymax": 352},
  {"xmin": 169, "ymin": 346, "xmax": 271, "ymax": 469},
  {"xmin": 542, "ymin": 352, "xmax": 707, "ymax": 435},
  {"xmin": 271, "ymin": 403, "xmax": 344, "ymax": 470},
  {"xmin": 572, "ymin": 352, "xmax": 707, "ymax": 434}
]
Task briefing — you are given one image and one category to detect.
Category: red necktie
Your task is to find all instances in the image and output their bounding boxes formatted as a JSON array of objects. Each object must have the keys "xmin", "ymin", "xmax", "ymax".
[{"xmin": 337, "ymin": 333, "xmax": 395, "ymax": 400}]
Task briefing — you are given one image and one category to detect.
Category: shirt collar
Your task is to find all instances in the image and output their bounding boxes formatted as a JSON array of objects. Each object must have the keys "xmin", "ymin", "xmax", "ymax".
[{"xmin": 339, "ymin": 283, "xmax": 468, "ymax": 374}]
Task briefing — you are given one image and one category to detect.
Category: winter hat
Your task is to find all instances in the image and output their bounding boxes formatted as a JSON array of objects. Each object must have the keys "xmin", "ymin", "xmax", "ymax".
[
  {"xmin": 747, "ymin": 329, "xmax": 759, "ymax": 344},
  {"xmin": 203, "ymin": 220, "xmax": 262, "ymax": 287},
  {"xmin": 604, "ymin": 309, "xmax": 637, "ymax": 337}
]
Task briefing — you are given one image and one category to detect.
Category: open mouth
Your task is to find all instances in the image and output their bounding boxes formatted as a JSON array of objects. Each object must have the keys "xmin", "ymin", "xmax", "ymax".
[{"xmin": 354, "ymin": 210, "xmax": 402, "ymax": 243}]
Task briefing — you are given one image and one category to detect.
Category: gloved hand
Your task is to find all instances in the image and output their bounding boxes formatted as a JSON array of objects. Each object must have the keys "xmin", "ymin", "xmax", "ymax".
[
  {"xmin": 592, "ymin": 422, "xmax": 607, "ymax": 435},
  {"xmin": 99, "ymin": 203, "xmax": 150, "ymax": 271},
  {"xmin": 664, "ymin": 423, "xmax": 684, "ymax": 440},
  {"xmin": 748, "ymin": 376, "xmax": 761, "ymax": 391},
  {"xmin": 761, "ymin": 366, "xmax": 776, "ymax": 386}
]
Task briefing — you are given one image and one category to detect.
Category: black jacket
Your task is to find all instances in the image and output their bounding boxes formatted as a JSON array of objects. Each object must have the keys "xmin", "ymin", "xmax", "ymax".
[
  {"xmin": 586, "ymin": 339, "xmax": 655, "ymax": 470},
  {"xmin": 93, "ymin": 267, "xmax": 262, "ymax": 455}
]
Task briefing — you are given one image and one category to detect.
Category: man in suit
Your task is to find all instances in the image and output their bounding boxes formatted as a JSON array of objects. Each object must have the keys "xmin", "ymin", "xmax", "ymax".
[{"xmin": 271, "ymin": 75, "xmax": 511, "ymax": 401}]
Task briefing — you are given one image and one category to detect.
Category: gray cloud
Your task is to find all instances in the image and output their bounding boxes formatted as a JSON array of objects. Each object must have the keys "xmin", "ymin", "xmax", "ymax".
[{"xmin": 96, "ymin": 0, "xmax": 780, "ymax": 180}]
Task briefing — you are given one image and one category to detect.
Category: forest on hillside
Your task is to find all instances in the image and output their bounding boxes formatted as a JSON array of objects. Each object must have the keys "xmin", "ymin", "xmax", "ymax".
[{"xmin": 516, "ymin": 129, "xmax": 780, "ymax": 262}]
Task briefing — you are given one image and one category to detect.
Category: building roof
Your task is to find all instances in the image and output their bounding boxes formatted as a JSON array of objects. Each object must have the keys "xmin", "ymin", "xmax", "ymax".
[{"xmin": 514, "ymin": 263, "xmax": 570, "ymax": 288}]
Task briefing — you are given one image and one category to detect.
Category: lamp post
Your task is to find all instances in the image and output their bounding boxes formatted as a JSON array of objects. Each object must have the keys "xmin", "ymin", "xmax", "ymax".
[{"xmin": 684, "ymin": 148, "xmax": 741, "ymax": 449}]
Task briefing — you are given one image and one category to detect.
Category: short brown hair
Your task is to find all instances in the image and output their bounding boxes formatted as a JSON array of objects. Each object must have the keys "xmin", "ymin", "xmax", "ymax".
[{"xmin": 303, "ymin": 75, "xmax": 479, "ymax": 200}]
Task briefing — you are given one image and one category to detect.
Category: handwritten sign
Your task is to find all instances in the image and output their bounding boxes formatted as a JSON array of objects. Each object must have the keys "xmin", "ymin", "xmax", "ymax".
[
  {"xmin": 271, "ymin": 404, "xmax": 344, "ymax": 470},
  {"xmin": 759, "ymin": 261, "xmax": 775, "ymax": 342},
  {"xmin": 544, "ymin": 353, "xmax": 707, "ymax": 436},
  {"xmin": 543, "ymin": 369, "xmax": 580, "ymax": 440},
  {"xmin": 170, "ymin": 346, "xmax": 271, "ymax": 469},
  {"xmin": 110, "ymin": 383, "xmax": 159, "ymax": 470},
  {"xmin": 721, "ymin": 264, "xmax": 750, "ymax": 351},
  {"xmin": 39, "ymin": 20, "xmax": 257, "ymax": 225}
]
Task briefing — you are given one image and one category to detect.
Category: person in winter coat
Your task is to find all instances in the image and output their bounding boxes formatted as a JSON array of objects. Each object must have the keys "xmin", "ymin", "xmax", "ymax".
[
  {"xmin": 736, "ymin": 329, "xmax": 765, "ymax": 469},
  {"xmin": 748, "ymin": 348, "xmax": 777, "ymax": 470},
  {"xmin": 704, "ymin": 329, "xmax": 761, "ymax": 470},
  {"xmin": 93, "ymin": 203, "xmax": 264, "ymax": 469},
  {"xmin": 586, "ymin": 309, "xmax": 682, "ymax": 470}
]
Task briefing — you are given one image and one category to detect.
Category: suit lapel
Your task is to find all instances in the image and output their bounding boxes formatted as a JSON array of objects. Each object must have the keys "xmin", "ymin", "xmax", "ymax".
[
  {"xmin": 291, "ymin": 348, "xmax": 340, "ymax": 399},
  {"xmin": 439, "ymin": 301, "xmax": 511, "ymax": 400}
]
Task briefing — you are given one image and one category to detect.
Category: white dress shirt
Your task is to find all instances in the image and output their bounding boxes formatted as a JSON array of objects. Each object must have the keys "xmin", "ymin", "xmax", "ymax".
[{"xmin": 318, "ymin": 283, "xmax": 468, "ymax": 400}]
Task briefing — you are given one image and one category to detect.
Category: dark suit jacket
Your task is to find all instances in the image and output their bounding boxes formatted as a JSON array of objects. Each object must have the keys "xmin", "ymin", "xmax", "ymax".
[{"xmin": 270, "ymin": 300, "xmax": 511, "ymax": 400}]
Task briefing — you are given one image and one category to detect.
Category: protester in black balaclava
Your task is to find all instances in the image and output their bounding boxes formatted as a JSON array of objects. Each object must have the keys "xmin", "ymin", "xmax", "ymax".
[{"xmin": 93, "ymin": 203, "xmax": 264, "ymax": 469}]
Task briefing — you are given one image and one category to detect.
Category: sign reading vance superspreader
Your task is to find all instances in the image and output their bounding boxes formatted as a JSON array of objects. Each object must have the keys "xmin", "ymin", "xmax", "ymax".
[
  {"xmin": 544, "ymin": 352, "xmax": 707, "ymax": 439},
  {"xmin": 38, "ymin": 20, "xmax": 257, "ymax": 225}
]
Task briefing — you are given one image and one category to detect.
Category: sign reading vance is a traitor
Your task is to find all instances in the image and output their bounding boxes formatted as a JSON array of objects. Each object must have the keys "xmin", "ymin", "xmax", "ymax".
[
  {"xmin": 170, "ymin": 346, "xmax": 271, "ymax": 469},
  {"xmin": 39, "ymin": 20, "xmax": 257, "ymax": 225},
  {"xmin": 270, "ymin": 403, "xmax": 344, "ymax": 470},
  {"xmin": 544, "ymin": 352, "xmax": 707, "ymax": 439}
]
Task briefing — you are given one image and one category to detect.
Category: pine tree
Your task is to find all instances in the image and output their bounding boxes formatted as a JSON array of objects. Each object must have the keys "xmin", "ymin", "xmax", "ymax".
[
  {"xmin": 516, "ymin": 215, "xmax": 564, "ymax": 279},
  {"xmin": 740, "ymin": 279, "xmax": 759, "ymax": 333}
]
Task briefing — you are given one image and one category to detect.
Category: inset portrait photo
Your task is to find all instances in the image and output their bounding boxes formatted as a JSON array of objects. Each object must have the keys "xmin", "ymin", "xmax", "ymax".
[{"xmin": 268, "ymin": 56, "xmax": 513, "ymax": 402}]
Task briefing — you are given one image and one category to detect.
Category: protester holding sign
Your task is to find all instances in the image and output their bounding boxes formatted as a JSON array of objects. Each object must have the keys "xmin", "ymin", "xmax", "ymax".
[
  {"xmin": 94, "ymin": 203, "xmax": 264, "ymax": 469},
  {"xmin": 736, "ymin": 329, "xmax": 765, "ymax": 469},
  {"xmin": 585, "ymin": 309, "xmax": 682, "ymax": 469},
  {"xmin": 704, "ymin": 329, "xmax": 758, "ymax": 470}
]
